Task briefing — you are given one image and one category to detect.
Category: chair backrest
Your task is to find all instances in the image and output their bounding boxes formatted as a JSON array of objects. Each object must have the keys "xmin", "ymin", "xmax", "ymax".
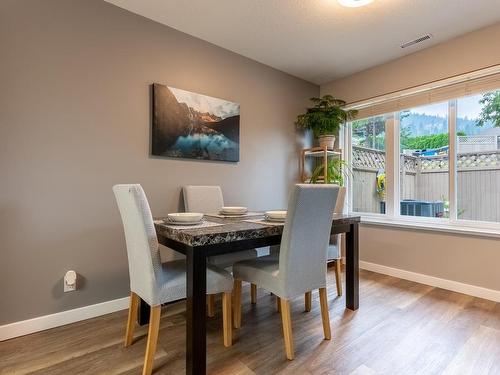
[
  {"xmin": 334, "ymin": 186, "xmax": 346, "ymax": 215},
  {"xmin": 183, "ymin": 185, "xmax": 224, "ymax": 213},
  {"xmin": 113, "ymin": 184, "xmax": 162, "ymax": 305},
  {"xmin": 278, "ymin": 184, "xmax": 339, "ymax": 298},
  {"xmin": 329, "ymin": 186, "xmax": 346, "ymax": 255}
]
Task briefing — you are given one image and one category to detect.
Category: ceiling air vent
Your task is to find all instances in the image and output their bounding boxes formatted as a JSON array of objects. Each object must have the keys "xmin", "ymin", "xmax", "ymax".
[{"xmin": 400, "ymin": 34, "xmax": 432, "ymax": 49}]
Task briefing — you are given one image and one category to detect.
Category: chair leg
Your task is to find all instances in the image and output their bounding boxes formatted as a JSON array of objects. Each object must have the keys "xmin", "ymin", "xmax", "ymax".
[
  {"xmin": 304, "ymin": 291, "xmax": 312, "ymax": 312},
  {"xmin": 334, "ymin": 260, "xmax": 343, "ymax": 297},
  {"xmin": 222, "ymin": 292, "xmax": 232, "ymax": 347},
  {"xmin": 233, "ymin": 279, "xmax": 242, "ymax": 328},
  {"xmin": 251, "ymin": 283, "xmax": 257, "ymax": 304},
  {"xmin": 142, "ymin": 305, "xmax": 161, "ymax": 375},
  {"xmin": 207, "ymin": 294, "xmax": 215, "ymax": 317},
  {"xmin": 280, "ymin": 299, "xmax": 294, "ymax": 360},
  {"xmin": 319, "ymin": 287, "xmax": 331, "ymax": 340},
  {"xmin": 276, "ymin": 296, "xmax": 281, "ymax": 313},
  {"xmin": 124, "ymin": 292, "xmax": 139, "ymax": 347}
]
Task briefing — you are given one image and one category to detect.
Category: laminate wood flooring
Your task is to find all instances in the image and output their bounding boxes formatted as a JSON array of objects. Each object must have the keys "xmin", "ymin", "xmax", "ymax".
[{"xmin": 1, "ymin": 268, "xmax": 499, "ymax": 374}]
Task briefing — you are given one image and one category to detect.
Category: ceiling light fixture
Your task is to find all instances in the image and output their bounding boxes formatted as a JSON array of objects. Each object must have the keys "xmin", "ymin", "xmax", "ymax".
[{"xmin": 338, "ymin": 0, "xmax": 374, "ymax": 7}]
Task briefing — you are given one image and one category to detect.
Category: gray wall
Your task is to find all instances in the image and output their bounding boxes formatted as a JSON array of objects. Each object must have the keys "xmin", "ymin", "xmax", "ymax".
[
  {"xmin": 321, "ymin": 22, "xmax": 500, "ymax": 103},
  {"xmin": 0, "ymin": 0, "xmax": 317, "ymax": 324},
  {"xmin": 359, "ymin": 225, "xmax": 500, "ymax": 291}
]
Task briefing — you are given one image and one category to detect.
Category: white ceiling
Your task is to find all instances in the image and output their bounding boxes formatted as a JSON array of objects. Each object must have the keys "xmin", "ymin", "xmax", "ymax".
[{"xmin": 105, "ymin": 0, "xmax": 500, "ymax": 84}]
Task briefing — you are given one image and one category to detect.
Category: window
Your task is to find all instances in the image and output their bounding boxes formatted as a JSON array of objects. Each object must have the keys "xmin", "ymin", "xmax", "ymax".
[
  {"xmin": 350, "ymin": 115, "xmax": 387, "ymax": 214},
  {"xmin": 456, "ymin": 90, "xmax": 500, "ymax": 223},
  {"xmin": 347, "ymin": 75, "xmax": 500, "ymax": 232},
  {"xmin": 399, "ymin": 103, "xmax": 449, "ymax": 218}
]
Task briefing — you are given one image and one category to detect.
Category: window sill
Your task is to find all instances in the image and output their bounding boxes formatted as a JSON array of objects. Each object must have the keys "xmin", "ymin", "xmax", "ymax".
[{"xmin": 357, "ymin": 214, "xmax": 500, "ymax": 239}]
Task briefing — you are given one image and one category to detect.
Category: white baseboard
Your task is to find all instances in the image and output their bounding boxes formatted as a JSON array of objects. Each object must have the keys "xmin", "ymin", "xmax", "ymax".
[
  {"xmin": 359, "ymin": 261, "xmax": 500, "ymax": 303},
  {"xmin": 0, "ymin": 296, "xmax": 130, "ymax": 341},
  {"xmin": 3, "ymin": 261, "xmax": 499, "ymax": 341}
]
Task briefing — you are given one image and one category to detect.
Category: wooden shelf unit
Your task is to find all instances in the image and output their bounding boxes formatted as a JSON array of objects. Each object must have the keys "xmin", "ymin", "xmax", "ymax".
[{"xmin": 300, "ymin": 146, "xmax": 342, "ymax": 183}]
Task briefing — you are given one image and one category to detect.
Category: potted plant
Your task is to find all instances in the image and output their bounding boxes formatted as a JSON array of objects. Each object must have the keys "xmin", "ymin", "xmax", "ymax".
[
  {"xmin": 296, "ymin": 95, "xmax": 358, "ymax": 149},
  {"xmin": 310, "ymin": 158, "xmax": 349, "ymax": 185},
  {"xmin": 310, "ymin": 158, "xmax": 349, "ymax": 214}
]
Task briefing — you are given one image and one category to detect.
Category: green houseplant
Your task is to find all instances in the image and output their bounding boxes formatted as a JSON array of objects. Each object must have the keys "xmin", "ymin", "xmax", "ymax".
[
  {"xmin": 310, "ymin": 158, "xmax": 350, "ymax": 215},
  {"xmin": 296, "ymin": 95, "xmax": 358, "ymax": 149},
  {"xmin": 310, "ymin": 158, "xmax": 350, "ymax": 186}
]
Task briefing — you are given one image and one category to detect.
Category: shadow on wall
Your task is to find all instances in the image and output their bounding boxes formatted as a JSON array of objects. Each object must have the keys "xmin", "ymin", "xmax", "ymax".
[{"xmin": 161, "ymin": 189, "xmax": 186, "ymax": 262}]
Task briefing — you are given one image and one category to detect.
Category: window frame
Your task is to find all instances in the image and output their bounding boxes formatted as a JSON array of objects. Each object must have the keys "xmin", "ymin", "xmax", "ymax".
[
  {"xmin": 346, "ymin": 114, "xmax": 390, "ymax": 216},
  {"xmin": 345, "ymin": 93, "xmax": 500, "ymax": 237}
]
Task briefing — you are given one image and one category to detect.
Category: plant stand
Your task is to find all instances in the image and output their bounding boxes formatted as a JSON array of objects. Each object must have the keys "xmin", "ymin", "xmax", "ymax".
[{"xmin": 300, "ymin": 146, "xmax": 342, "ymax": 183}]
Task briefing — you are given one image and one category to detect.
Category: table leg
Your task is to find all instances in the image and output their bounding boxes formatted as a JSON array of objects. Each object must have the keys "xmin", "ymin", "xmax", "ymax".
[
  {"xmin": 345, "ymin": 222, "xmax": 359, "ymax": 310},
  {"xmin": 138, "ymin": 298, "xmax": 150, "ymax": 326},
  {"xmin": 186, "ymin": 247, "xmax": 207, "ymax": 375}
]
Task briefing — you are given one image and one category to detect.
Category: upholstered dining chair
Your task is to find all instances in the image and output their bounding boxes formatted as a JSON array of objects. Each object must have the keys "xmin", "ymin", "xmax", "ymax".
[
  {"xmin": 270, "ymin": 186, "xmax": 346, "ymax": 312},
  {"xmin": 113, "ymin": 184, "xmax": 234, "ymax": 375},
  {"xmin": 232, "ymin": 184, "xmax": 339, "ymax": 360},
  {"xmin": 183, "ymin": 185, "xmax": 259, "ymax": 315}
]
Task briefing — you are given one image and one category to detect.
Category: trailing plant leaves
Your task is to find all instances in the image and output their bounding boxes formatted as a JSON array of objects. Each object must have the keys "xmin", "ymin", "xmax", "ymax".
[{"xmin": 310, "ymin": 159, "xmax": 351, "ymax": 185}]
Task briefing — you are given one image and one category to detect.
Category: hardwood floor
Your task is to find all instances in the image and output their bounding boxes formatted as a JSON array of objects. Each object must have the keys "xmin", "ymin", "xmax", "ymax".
[{"xmin": 1, "ymin": 268, "xmax": 499, "ymax": 374}]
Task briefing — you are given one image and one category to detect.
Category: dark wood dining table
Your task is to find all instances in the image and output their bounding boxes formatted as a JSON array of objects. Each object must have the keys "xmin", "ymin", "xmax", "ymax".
[{"xmin": 140, "ymin": 213, "xmax": 360, "ymax": 375}]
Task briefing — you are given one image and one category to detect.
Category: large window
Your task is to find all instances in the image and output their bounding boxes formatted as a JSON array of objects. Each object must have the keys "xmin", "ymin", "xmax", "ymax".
[{"xmin": 348, "ymin": 85, "xmax": 500, "ymax": 229}]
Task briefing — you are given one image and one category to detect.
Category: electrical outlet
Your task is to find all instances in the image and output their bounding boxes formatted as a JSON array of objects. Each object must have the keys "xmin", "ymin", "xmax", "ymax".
[
  {"xmin": 64, "ymin": 282, "xmax": 76, "ymax": 292},
  {"xmin": 64, "ymin": 270, "xmax": 77, "ymax": 292}
]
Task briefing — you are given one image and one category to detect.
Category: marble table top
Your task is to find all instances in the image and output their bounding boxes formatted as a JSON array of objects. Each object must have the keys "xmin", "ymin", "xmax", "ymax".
[{"xmin": 154, "ymin": 213, "xmax": 360, "ymax": 247}]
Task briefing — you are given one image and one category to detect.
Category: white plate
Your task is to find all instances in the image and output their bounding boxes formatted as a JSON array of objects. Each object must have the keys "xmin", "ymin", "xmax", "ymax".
[
  {"xmin": 264, "ymin": 217, "xmax": 286, "ymax": 223},
  {"xmin": 164, "ymin": 219, "xmax": 203, "ymax": 226},
  {"xmin": 167, "ymin": 212, "xmax": 203, "ymax": 222},
  {"xmin": 220, "ymin": 206, "xmax": 248, "ymax": 215},
  {"xmin": 265, "ymin": 210, "xmax": 287, "ymax": 220},
  {"xmin": 220, "ymin": 212, "xmax": 248, "ymax": 217}
]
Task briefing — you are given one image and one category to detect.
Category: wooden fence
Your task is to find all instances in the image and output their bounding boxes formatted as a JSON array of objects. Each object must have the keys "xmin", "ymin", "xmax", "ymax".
[{"xmin": 351, "ymin": 146, "xmax": 500, "ymax": 222}]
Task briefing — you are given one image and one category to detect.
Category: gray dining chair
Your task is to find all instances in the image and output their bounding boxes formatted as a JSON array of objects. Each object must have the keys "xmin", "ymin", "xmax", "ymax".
[
  {"xmin": 270, "ymin": 186, "xmax": 346, "ymax": 312},
  {"xmin": 183, "ymin": 185, "xmax": 259, "ymax": 315},
  {"xmin": 113, "ymin": 184, "xmax": 234, "ymax": 375},
  {"xmin": 232, "ymin": 184, "xmax": 339, "ymax": 360}
]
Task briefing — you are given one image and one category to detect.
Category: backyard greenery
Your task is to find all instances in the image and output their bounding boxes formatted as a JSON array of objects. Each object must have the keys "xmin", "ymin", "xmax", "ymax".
[
  {"xmin": 351, "ymin": 117, "xmax": 386, "ymax": 150},
  {"xmin": 477, "ymin": 90, "xmax": 500, "ymax": 127},
  {"xmin": 351, "ymin": 90, "xmax": 500, "ymax": 153},
  {"xmin": 352, "ymin": 117, "xmax": 471, "ymax": 151},
  {"xmin": 400, "ymin": 132, "xmax": 466, "ymax": 150}
]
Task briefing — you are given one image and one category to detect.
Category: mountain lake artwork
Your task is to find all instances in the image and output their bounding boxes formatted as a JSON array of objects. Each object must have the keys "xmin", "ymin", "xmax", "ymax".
[{"xmin": 152, "ymin": 83, "xmax": 240, "ymax": 162}]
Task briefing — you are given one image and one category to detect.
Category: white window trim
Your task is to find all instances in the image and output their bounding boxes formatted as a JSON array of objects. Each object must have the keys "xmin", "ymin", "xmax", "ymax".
[
  {"xmin": 359, "ymin": 213, "xmax": 500, "ymax": 238},
  {"xmin": 345, "ymin": 80, "xmax": 500, "ymax": 238},
  {"xmin": 448, "ymin": 99, "xmax": 458, "ymax": 221},
  {"xmin": 386, "ymin": 114, "xmax": 397, "ymax": 217}
]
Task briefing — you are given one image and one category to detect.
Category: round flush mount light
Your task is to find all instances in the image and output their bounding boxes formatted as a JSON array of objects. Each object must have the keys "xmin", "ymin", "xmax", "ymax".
[{"xmin": 338, "ymin": 0, "xmax": 374, "ymax": 7}]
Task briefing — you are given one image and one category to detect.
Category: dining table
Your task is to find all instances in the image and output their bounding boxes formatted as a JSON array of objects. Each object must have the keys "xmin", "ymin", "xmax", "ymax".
[{"xmin": 140, "ymin": 212, "xmax": 360, "ymax": 375}]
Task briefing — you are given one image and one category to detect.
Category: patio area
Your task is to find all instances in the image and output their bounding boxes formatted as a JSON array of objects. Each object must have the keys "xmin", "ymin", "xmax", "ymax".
[{"xmin": 352, "ymin": 145, "xmax": 500, "ymax": 222}]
